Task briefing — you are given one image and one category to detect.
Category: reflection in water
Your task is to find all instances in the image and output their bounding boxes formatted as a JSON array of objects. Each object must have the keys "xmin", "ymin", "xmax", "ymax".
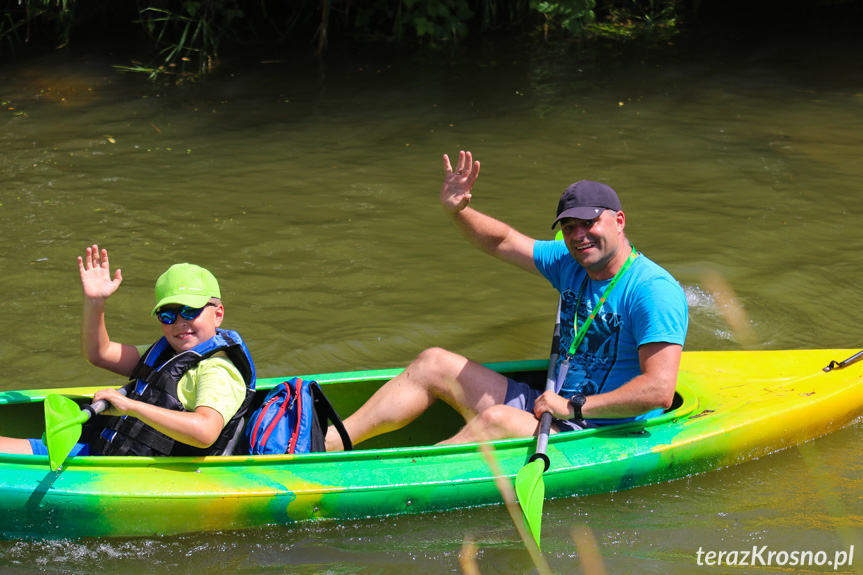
[{"xmin": 2, "ymin": 30, "xmax": 863, "ymax": 573}]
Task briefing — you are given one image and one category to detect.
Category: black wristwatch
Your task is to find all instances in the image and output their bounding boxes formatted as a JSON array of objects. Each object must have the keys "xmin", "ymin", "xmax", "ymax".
[{"xmin": 568, "ymin": 394, "xmax": 586, "ymax": 420}]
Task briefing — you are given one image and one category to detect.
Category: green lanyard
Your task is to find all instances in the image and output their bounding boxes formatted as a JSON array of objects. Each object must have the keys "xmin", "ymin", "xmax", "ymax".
[{"xmin": 566, "ymin": 247, "xmax": 639, "ymax": 357}]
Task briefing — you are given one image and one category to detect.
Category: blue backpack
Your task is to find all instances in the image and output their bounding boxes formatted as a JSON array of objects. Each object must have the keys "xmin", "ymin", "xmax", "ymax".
[{"xmin": 243, "ymin": 377, "xmax": 352, "ymax": 455}]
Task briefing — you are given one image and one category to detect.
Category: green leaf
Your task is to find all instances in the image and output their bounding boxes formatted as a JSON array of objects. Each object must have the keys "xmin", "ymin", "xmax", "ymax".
[{"xmin": 413, "ymin": 16, "xmax": 434, "ymax": 37}]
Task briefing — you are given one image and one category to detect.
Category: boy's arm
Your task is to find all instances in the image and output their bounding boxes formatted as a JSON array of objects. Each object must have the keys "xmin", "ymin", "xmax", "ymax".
[
  {"xmin": 92, "ymin": 358, "xmax": 244, "ymax": 449},
  {"xmin": 92, "ymin": 388, "xmax": 225, "ymax": 448},
  {"xmin": 79, "ymin": 245, "xmax": 141, "ymax": 377}
]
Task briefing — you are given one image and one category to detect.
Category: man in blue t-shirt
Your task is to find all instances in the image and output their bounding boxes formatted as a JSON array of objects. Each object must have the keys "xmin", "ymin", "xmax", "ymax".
[{"xmin": 325, "ymin": 150, "xmax": 688, "ymax": 450}]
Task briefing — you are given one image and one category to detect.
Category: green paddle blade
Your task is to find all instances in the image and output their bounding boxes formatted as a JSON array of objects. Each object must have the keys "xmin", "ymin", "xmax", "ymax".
[
  {"xmin": 44, "ymin": 394, "xmax": 90, "ymax": 471},
  {"xmin": 515, "ymin": 458, "xmax": 547, "ymax": 549}
]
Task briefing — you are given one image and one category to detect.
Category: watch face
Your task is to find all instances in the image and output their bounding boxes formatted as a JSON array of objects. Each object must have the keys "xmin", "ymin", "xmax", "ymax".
[{"xmin": 569, "ymin": 394, "xmax": 585, "ymax": 419}]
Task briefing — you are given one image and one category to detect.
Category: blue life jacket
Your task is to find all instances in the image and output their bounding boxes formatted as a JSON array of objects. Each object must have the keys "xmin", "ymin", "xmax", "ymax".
[{"xmin": 89, "ymin": 329, "xmax": 256, "ymax": 457}]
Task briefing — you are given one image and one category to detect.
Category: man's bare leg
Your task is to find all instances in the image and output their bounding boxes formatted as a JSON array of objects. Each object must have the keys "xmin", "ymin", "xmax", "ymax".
[
  {"xmin": 325, "ymin": 347, "xmax": 510, "ymax": 451},
  {"xmin": 0, "ymin": 437, "xmax": 34, "ymax": 454},
  {"xmin": 438, "ymin": 404, "xmax": 544, "ymax": 445}
]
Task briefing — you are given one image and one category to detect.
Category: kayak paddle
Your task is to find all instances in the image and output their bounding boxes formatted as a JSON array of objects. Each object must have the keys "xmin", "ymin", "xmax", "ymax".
[
  {"xmin": 43, "ymin": 389, "xmax": 125, "ymax": 471},
  {"xmin": 515, "ymin": 299, "xmax": 563, "ymax": 550}
]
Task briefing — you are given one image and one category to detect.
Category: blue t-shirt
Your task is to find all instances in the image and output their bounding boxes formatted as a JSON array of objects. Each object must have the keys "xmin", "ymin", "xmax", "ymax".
[{"xmin": 533, "ymin": 240, "xmax": 688, "ymax": 423}]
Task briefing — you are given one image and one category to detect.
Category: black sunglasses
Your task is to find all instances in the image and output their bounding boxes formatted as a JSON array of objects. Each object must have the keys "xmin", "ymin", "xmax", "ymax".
[{"xmin": 156, "ymin": 303, "xmax": 217, "ymax": 325}]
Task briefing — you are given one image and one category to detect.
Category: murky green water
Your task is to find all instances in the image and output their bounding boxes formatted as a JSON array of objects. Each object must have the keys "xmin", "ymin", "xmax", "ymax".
[{"xmin": 2, "ymin": 28, "xmax": 863, "ymax": 573}]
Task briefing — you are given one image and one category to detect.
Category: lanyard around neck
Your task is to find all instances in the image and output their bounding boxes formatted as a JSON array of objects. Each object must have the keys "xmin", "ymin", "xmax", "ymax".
[{"xmin": 566, "ymin": 247, "xmax": 639, "ymax": 357}]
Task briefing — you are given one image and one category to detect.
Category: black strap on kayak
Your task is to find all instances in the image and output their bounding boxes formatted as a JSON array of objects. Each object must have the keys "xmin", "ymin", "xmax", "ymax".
[
  {"xmin": 823, "ymin": 350, "xmax": 863, "ymax": 372},
  {"xmin": 310, "ymin": 382, "xmax": 352, "ymax": 451}
]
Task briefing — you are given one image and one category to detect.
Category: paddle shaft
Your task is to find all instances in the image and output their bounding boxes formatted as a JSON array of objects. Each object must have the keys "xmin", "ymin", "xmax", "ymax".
[
  {"xmin": 529, "ymin": 300, "xmax": 562, "ymax": 471},
  {"xmin": 83, "ymin": 388, "xmax": 125, "ymax": 419}
]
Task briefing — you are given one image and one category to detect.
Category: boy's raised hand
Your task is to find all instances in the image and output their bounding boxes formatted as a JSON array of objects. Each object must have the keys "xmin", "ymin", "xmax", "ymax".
[{"xmin": 78, "ymin": 245, "xmax": 123, "ymax": 300}]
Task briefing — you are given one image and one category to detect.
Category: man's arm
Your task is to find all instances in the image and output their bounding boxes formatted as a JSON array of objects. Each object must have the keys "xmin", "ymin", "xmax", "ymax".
[
  {"xmin": 534, "ymin": 341, "xmax": 682, "ymax": 420},
  {"xmin": 441, "ymin": 151, "xmax": 541, "ymax": 276}
]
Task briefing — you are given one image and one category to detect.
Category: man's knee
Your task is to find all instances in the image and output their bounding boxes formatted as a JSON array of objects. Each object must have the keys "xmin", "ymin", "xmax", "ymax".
[
  {"xmin": 475, "ymin": 404, "xmax": 515, "ymax": 428},
  {"xmin": 469, "ymin": 404, "xmax": 532, "ymax": 440},
  {"xmin": 412, "ymin": 347, "xmax": 466, "ymax": 377}
]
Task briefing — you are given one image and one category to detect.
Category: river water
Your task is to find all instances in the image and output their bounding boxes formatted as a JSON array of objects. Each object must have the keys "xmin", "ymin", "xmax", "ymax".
[{"xmin": 2, "ymin": 25, "xmax": 863, "ymax": 574}]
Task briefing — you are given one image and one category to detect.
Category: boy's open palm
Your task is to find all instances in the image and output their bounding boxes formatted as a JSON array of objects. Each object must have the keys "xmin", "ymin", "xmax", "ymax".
[{"xmin": 78, "ymin": 244, "xmax": 123, "ymax": 300}]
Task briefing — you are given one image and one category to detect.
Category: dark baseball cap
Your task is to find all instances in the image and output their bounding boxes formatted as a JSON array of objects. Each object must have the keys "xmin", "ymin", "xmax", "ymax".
[{"xmin": 551, "ymin": 180, "xmax": 622, "ymax": 229}]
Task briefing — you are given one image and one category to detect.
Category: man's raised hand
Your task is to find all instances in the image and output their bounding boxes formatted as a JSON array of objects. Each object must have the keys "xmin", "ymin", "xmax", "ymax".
[{"xmin": 441, "ymin": 150, "xmax": 481, "ymax": 214}]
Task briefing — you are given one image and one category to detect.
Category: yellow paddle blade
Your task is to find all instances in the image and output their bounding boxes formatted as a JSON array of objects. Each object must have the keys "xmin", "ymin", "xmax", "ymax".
[
  {"xmin": 515, "ymin": 458, "xmax": 547, "ymax": 549},
  {"xmin": 43, "ymin": 394, "xmax": 89, "ymax": 471}
]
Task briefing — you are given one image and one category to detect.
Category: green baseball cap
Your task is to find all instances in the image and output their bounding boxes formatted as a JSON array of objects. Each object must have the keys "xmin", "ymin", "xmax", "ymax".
[{"xmin": 151, "ymin": 263, "xmax": 221, "ymax": 315}]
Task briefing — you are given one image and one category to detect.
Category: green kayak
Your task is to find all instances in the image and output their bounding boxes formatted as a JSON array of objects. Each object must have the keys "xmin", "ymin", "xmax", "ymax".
[{"xmin": 1, "ymin": 349, "xmax": 862, "ymax": 539}]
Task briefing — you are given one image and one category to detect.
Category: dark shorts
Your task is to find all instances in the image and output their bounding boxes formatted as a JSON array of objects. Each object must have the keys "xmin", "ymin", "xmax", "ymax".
[
  {"xmin": 504, "ymin": 378, "xmax": 597, "ymax": 433},
  {"xmin": 28, "ymin": 438, "xmax": 92, "ymax": 457}
]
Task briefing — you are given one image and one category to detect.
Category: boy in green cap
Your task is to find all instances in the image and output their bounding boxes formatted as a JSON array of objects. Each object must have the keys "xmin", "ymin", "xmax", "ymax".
[{"xmin": 0, "ymin": 245, "xmax": 256, "ymax": 457}]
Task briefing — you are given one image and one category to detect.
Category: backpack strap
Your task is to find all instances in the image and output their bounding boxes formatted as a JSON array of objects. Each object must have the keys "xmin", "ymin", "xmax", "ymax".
[{"xmin": 310, "ymin": 382, "xmax": 352, "ymax": 451}]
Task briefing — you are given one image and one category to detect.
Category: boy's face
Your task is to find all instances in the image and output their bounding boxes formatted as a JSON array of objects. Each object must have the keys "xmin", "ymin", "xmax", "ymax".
[{"xmin": 159, "ymin": 301, "xmax": 224, "ymax": 353}]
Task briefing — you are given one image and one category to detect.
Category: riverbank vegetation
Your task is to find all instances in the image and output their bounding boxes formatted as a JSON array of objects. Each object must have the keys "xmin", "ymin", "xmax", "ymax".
[
  {"xmin": 1, "ymin": 0, "xmax": 860, "ymax": 82},
  {"xmin": 0, "ymin": 0, "xmax": 687, "ymax": 80}
]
